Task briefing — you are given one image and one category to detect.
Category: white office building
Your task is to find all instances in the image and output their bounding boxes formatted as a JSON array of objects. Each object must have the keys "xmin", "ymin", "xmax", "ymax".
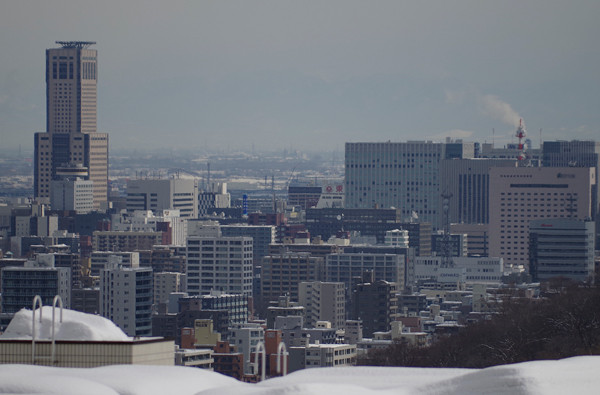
[
  {"xmin": 100, "ymin": 264, "xmax": 153, "ymax": 337},
  {"xmin": 186, "ymin": 236, "xmax": 253, "ymax": 297},
  {"xmin": 412, "ymin": 256, "xmax": 504, "ymax": 286},
  {"xmin": 90, "ymin": 251, "xmax": 140, "ymax": 277},
  {"xmin": 51, "ymin": 178, "xmax": 94, "ymax": 214},
  {"xmin": 384, "ymin": 229, "xmax": 410, "ymax": 247},
  {"xmin": 126, "ymin": 179, "xmax": 198, "ymax": 218},
  {"xmin": 112, "ymin": 209, "xmax": 188, "ymax": 245}
]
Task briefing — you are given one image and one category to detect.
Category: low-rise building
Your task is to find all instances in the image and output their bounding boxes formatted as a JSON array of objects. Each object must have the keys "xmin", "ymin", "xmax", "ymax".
[{"xmin": 289, "ymin": 343, "xmax": 356, "ymax": 372}]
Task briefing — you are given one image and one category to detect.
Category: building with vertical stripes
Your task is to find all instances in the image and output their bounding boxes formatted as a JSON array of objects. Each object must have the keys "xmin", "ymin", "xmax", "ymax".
[
  {"xmin": 34, "ymin": 41, "xmax": 108, "ymax": 210},
  {"xmin": 345, "ymin": 141, "xmax": 473, "ymax": 229},
  {"xmin": 440, "ymin": 158, "xmax": 516, "ymax": 224}
]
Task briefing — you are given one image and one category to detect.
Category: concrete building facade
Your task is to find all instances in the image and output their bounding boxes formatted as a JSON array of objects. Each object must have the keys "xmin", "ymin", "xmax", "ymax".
[
  {"xmin": 529, "ymin": 218, "xmax": 595, "ymax": 282},
  {"xmin": 34, "ymin": 41, "xmax": 108, "ymax": 210},
  {"xmin": 1, "ymin": 255, "xmax": 71, "ymax": 314},
  {"xmin": 260, "ymin": 252, "xmax": 324, "ymax": 305},
  {"xmin": 298, "ymin": 281, "xmax": 346, "ymax": 329},
  {"xmin": 489, "ymin": 166, "xmax": 596, "ymax": 269},
  {"xmin": 440, "ymin": 158, "xmax": 517, "ymax": 224},
  {"xmin": 324, "ymin": 253, "xmax": 405, "ymax": 292},
  {"xmin": 126, "ymin": 179, "xmax": 198, "ymax": 218},
  {"xmin": 186, "ymin": 236, "xmax": 253, "ymax": 297},
  {"xmin": 345, "ymin": 141, "xmax": 473, "ymax": 229},
  {"xmin": 100, "ymin": 265, "xmax": 153, "ymax": 336}
]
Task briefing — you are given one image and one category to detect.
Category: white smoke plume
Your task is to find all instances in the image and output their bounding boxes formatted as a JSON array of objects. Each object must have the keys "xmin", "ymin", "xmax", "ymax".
[{"xmin": 479, "ymin": 94, "xmax": 521, "ymax": 128}]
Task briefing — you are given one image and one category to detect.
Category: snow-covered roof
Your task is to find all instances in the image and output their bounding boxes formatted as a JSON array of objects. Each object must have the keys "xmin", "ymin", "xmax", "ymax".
[{"xmin": 0, "ymin": 307, "xmax": 130, "ymax": 341}]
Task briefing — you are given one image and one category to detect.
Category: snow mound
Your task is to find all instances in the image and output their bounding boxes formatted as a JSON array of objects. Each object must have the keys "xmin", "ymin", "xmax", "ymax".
[
  {"xmin": 1, "ymin": 356, "xmax": 600, "ymax": 394},
  {"xmin": 0, "ymin": 364, "xmax": 236, "ymax": 395},
  {"xmin": 198, "ymin": 356, "xmax": 600, "ymax": 395},
  {"xmin": 416, "ymin": 356, "xmax": 600, "ymax": 395},
  {"xmin": 0, "ymin": 307, "xmax": 130, "ymax": 341}
]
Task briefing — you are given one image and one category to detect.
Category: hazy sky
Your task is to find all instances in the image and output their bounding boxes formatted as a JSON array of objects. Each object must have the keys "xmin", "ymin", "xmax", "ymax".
[{"xmin": 1, "ymin": 0, "xmax": 599, "ymax": 153}]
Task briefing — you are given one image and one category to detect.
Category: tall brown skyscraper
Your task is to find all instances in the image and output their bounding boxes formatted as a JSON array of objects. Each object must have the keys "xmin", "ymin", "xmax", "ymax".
[{"xmin": 34, "ymin": 41, "xmax": 108, "ymax": 210}]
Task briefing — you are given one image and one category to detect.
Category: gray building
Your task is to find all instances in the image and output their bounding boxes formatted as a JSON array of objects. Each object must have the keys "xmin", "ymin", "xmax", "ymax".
[
  {"xmin": 529, "ymin": 218, "xmax": 595, "ymax": 283},
  {"xmin": 543, "ymin": 140, "xmax": 600, "ymax": 242},
  {"xmin": 431, "ymin": 233, "xmax": 468, "ymax": 257},
  {"xmin": 440, "ymin": 158, "xmax": 516, "ymax": 224},
  {"xmin": 1, "ymin": 254, "xmax": 71, "ymax": 314},
  {"xmin": 345, "ymin": 141, "xmax": 473, "ymax": 229},
  {"xmin": 352, "ymin": 278, "xmax": 398, "ymax": 338},
  {"xmin": 50, "ymin": 165, "xmax": 94, "ymax": 214},
  {"xmin": 325, "ymin": 253, "xmax": 405, "ymax": 293},
  {"xmin": 298, "ymin": 281, "xmax": 346, "ymax": 329},
  {"xmin": 99, "ymin": 264, "xmax": 153, "ymax": 336},
  {"xmin": 260, "ymin": 252, "xmax": 324, "ymax": 307}
]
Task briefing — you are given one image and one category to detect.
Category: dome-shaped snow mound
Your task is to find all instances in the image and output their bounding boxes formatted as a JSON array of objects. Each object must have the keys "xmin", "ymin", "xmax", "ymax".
[{"xmin": 0, "ymin": 306, "xmax": 130, "ymax": 341}]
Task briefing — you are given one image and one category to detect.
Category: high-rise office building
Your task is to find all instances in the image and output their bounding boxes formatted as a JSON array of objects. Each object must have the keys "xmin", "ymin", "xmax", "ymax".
[
  {"xmin": 543, "ymin": 140, "xmax": 600, "ymax": 243},
  {"xmin": 488, "ymin": 166, "xmax": 596, "ymax": 269},
  {"xmin": 529, "ymin": 218, "xmax": 595, "ymax": 283},
  {"xmin": 440, "ymin": 158, "xmax": 517, "ymax": 224},
  {"xmin": 100, "ymin": 264, "xmax": 153, "ymax": 337},
  {"xmin": 34, "ymin": 41, "xmax": 108, "ymax": 210},
  {"xmin": 344, "ymin": 141, "xmax": 473, "ymax": 229}
]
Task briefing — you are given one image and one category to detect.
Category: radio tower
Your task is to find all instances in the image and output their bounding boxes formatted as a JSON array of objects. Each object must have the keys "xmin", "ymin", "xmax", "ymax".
[
  {"xmin": 441, "ymin": 192, "xmax": 453, "ymax": 268},
  {"xmin": 515, "ymin": 119, "xmax": 527, "ymax": 161}
]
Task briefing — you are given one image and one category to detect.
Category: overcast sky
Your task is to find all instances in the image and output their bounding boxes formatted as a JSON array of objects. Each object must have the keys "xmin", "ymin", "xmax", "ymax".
[{"xmin": 1, "ymin": 0, "xmax": 599, "ymax": 153}]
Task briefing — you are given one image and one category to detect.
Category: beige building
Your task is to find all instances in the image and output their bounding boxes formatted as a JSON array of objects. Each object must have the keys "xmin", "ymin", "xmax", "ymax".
[
  {"xmin": 0, "ymin": 305, "xmax": 174, "ymax": 367},
  {"xmin": 193, "ymin": 319, "xmax": 222, "ymax": 347},
  {"xmin": 34, "ymin": 41, "xmax": 108, "ymax": 210},
  {"xmin": 488, "ymin": 166, "xmax": 596, "ymax": 269},
  {"xmin": 0, "ymin": 338, "xmax": 174, "ymax": 367}
]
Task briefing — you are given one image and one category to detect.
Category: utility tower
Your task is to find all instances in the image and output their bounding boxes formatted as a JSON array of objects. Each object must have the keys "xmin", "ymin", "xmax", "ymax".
[{"xmin": 441, "ymin": 192, "xmax": 453, "ymax": 268}]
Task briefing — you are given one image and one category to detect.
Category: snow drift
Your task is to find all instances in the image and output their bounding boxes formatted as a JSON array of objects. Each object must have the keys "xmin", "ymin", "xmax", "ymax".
[{"xmin": 0, "ymin": 356, "xmax": 599, "ymax": 395}]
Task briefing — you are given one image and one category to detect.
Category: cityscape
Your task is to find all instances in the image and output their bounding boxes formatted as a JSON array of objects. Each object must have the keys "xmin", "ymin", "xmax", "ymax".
[{"xmin": 1, "ymin": 2, "xmax": 600, "ymax": 394}]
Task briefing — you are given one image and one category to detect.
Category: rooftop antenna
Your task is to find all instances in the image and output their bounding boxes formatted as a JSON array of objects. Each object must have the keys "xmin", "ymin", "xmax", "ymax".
[
  {"xmin": 515, "ymin": 119, "xmax": 527, "ymax": 161},
  {"xmin": 272, "ymin": 175, "xmax": 276, "ymax": 214},
  {"xmin": 56, "ymin": 41, "xmax": 96, "ymax": 49},
  {"xmin": 492, "ymin": 128, "xmax": 495, "ymax": 147},
  {"xmin": 207, "ymin": 163, "xmax": 211, "ymax": 190}
]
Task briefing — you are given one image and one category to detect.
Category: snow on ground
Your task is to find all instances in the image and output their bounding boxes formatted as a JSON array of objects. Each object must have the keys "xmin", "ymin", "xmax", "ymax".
[
  {"xmin": 0, "ymin": 364, "xmax": 236, "ymax": 395},
  {"xmin": 0, "ymin": 307, "xmax": 130, "ymax": 341},
  {"xmin": 0, "ymin": 357, "xmax": 599, "ymax": 395},
  {"xmin": 1, "ymin": 308, "xmax": 598, "ymax": 394}
]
